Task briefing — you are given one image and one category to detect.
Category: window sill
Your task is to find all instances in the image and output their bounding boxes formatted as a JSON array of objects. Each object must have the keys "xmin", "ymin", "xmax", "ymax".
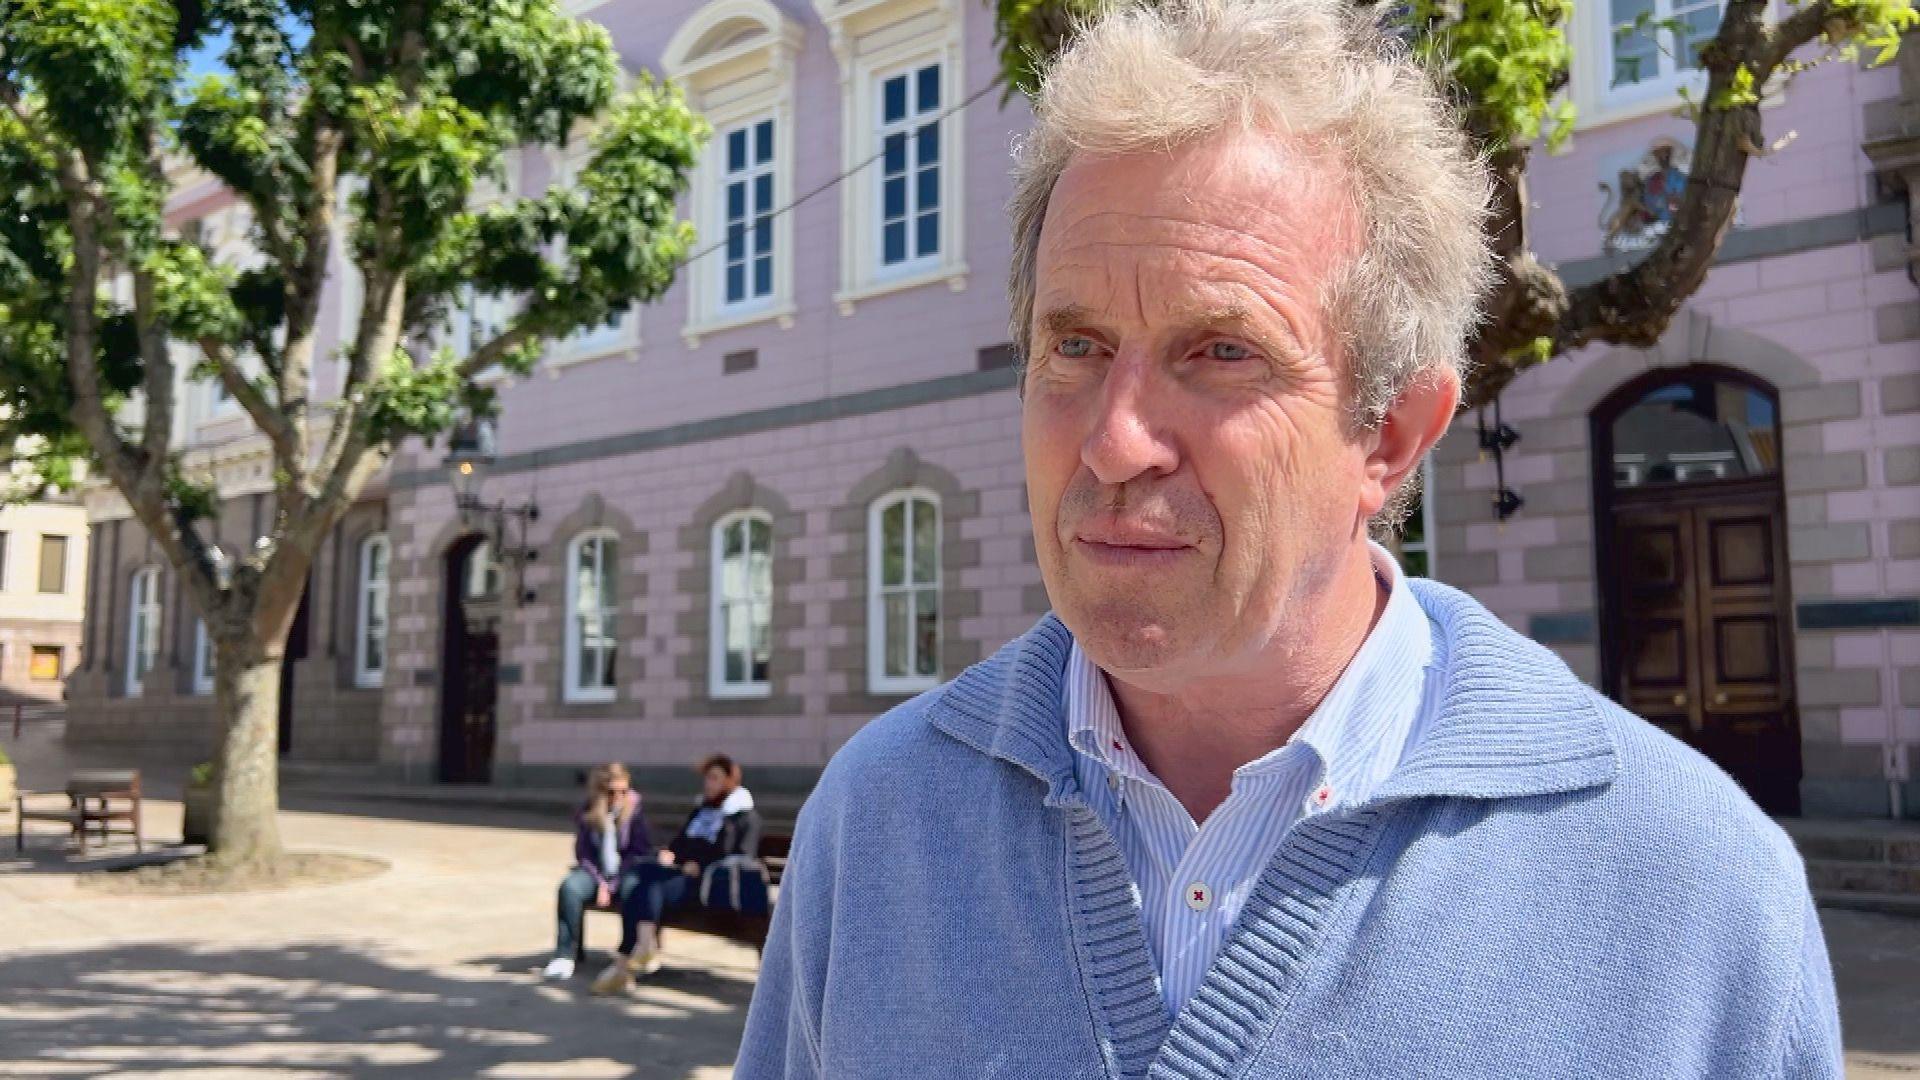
[
  {"xmin": 193, "ymin": 682, "xmax": 214, "ymax": 697},
  {"xmin": 710, "ymin": 682, "xmax": 773, "ymax": 701},
  {"xmin": 1572, "ymin": 75, "xmax": 1784, "ymax": 134},
  {"xmin": 683, "ymin": 303, "xmax": 798, "ymax": 348},
  {"xmin": 867, "ymin": 675, "xmax": 939, "ymax": 696},
  {"xmin": 835, "ymin": 262, "xmax": 969, "ymax": 316},
  {"xmin": 545, "ymin": 338, "xmax": 642, "ymax": 375},
  {"xmin": 355, "ymin": 672, "xmax": 385, "ymax": 690},
  {"xmin": 563, "ymin": 687, "xmax": 618, "ymax": 705}
]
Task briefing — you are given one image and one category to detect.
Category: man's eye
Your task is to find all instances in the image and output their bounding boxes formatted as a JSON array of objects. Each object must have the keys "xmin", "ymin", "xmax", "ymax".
[
  {"xmin": 1207, "ymin": 341, "xmax": 1253, "ymax": 362},
  {"xmin": 1057, "ymin": 336, "xmax": 1096, "ymax": 359}
]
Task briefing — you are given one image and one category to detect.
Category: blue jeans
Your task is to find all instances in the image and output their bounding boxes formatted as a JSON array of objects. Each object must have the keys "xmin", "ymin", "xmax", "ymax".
[
  {"xmin": 555, "ymin": 866, "xmax": 641, "ymax": 961},
  {"xmin": 617, "ymin": 861, "xmax": 698, "ymax": 953}
]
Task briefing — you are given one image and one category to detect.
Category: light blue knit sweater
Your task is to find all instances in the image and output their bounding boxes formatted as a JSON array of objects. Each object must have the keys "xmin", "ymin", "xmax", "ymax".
[{"xmin": 736, "ymin": 580, "xmax": 1841, "ymax": 1079}]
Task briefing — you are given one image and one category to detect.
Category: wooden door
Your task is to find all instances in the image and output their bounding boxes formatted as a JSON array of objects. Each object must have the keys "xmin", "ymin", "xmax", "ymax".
[
  {"xmin": 1613, "ymin": 506, "xmax": 1700, "ymax": 742},
  {"xmin": 439, "ymin": 540, "xmax": 499, "ymax": 784},
  {"xmin": 1610, "ymin": 496, "xmax": 1800, "ymax": 814},
  {"xmin": 1690, "ymin": 499, "xmax": 1800, "ymax": 815}
]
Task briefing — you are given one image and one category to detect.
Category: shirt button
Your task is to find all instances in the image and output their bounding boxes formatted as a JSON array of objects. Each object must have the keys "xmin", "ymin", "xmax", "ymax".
[
  {"xmin": 1185, "ymin": 882, "xmax": 1212, "ymax": 912},
  {"xmin": 1107, "ymin": 774, "xmax": 1120, "ymax": 792},
  {"xmin": 1307, "ymin": 783, "xmax": 1334, "ymax": 812}
]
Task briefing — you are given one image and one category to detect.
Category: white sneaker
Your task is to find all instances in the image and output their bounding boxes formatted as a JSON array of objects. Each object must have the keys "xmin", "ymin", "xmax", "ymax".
[
  {"xmin": 542, "ymin": 957, "xmax": 575, "ymax": 980},
  {"xmin": 633, "ymin": 951, "xmax": 663, "ymax": 977}
]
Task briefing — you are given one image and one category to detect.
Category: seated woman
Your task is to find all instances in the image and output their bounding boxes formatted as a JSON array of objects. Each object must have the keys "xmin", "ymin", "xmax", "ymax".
[
  {"xmin": 591, "ymin": 754, "xmax": 763, "ymax": 995},
  {"xmin": 543, "ymin": 763, "xmax": 653, "ymax": 980}
]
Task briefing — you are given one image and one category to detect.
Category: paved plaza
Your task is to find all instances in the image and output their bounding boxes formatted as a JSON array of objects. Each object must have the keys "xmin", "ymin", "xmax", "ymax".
[{"xmin": 2, "ymin": 718, "xmax": 1917, "ymax": 1078}]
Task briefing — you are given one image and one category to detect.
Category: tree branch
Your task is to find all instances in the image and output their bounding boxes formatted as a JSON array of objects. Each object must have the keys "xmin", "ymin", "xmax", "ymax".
[
  {"xmin": 133, "ymin": 267, "xmax": 177, "ymax": 468},
  {"xmin": 1463, "ymin": 0, "xmax": 1803, "ymax": 405},
  {"xmin": 457, "ymin": 322, "xmax": 534, "ymax": 380},
  {"xmin": 48, "ymin": 130, "xmax": 223, "ymax": 607},
  {"xmin": 202, "ymin": 338, "xmax": 302, "ymax": 468}
]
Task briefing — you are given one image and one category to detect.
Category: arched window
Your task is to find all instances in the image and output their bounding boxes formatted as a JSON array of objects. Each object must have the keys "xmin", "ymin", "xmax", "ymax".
[
  {"xmin": 355, "ymin": 533, "xmax": 391, "ymax": 688},
  {"xmin": 1606, "ymin": 372, "xmax": 1779, "ymax": 492},
  {"xmin": 867, "ymin": 489, "xmax": 940, "ymax": 694},
  {"xmin": 564, "ymin": 530, "xmax": 619, "ymax": 703},
  {"xmin": 710, "ymin": 510, "xmax": 774, "ymax": 698},
  {"xmin": 126, "ymin": 566, "xmax": 162, "ymax": 697}
]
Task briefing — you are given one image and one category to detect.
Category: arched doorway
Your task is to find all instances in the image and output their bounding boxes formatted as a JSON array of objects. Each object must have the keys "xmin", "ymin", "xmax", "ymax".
[
  {"xmin": 1592, "ymin": 364, "xmax": 1801, "ymax": 814},
  {"xmin": 439, "ymin": 536, "xmax": 504, "ymax": 783}
]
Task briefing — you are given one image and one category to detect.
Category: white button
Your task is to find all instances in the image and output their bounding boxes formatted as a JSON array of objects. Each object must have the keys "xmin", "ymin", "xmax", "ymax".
[{"xmin": 1185, "ymin": 882, "xmax": 1212, "ymax": 912}]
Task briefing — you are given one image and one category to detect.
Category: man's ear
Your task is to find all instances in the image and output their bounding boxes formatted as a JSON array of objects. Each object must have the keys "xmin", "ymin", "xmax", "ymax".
[{"xmin": 1359, "ymin": 366, "xmax": 1460, "ymax": 520}]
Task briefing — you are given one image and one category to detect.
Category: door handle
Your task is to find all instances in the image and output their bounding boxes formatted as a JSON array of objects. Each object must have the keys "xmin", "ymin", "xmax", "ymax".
[
  {"xmin": 1671, "ymin": 693, "xmax": 1687, "ymax": 707},
  {"xmin": 1713, "ymin": 692, "xmax": 1728, "ymax": 706}
]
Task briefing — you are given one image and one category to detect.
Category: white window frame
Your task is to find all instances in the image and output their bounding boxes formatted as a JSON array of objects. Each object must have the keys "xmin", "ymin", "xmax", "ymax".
[
  {"xmin": 664, "ymin": 0, "xmax": 803, "ymax": 347},
  {"xmin": 355, "ymin": 532, "xmax": 390, "ymax": 688},
  {"xmin": 193, "ymin": 618, "xmax": 215, "ymax": 696},
  {"xmin": 814, "ymin": 0, "xmax": 969, "ymax": 314},
  {"xmin": 1569, "ymin": 0, "xmax": 1760, "ymax": 129},
  {"xmin": 438, "ymin": 154, "xmax": 521, "ymax": 385},
  {"xmin": 126, "ymin": 565, "xmax": 161, "ymax": 697},
  {"xmin": 547, "ymin": 131, "xmax": 642, "ymax": 370},
  {"xmin": 563, "ymin": 529, "xmax": 620, "ymax": 703},
  {"xmin": 1398, "ymin": 457, "xmax": 1439, "ymax": 579},
  {"xmin": 709, "ymin": 509, "xmax": 775, "ymax": 699},
  {"xmin": 866, "ymin": 488, "xmax": 941, "ymax": 695}
]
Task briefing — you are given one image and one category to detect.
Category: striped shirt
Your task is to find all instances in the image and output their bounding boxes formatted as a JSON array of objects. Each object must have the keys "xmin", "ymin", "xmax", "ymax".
[{"xmin": 1065, "ymin": 544, "xmax": 1443, "ymax": 1017}]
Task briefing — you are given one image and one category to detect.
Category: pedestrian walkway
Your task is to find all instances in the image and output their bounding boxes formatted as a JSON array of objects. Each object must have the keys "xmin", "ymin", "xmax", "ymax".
[
  {"xmin": 4, "ymin": 719, "xmax": 1918, "ymax": 1078},
  {"xmin": 1, "ymin": 723, "xmax": 756, "ymax": 1079}
]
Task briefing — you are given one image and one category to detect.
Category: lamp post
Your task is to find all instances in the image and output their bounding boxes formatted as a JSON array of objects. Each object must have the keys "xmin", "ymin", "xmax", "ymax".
[{"xmin": 444, "ymin": 415, "xmax": 540, "ymax": 604}]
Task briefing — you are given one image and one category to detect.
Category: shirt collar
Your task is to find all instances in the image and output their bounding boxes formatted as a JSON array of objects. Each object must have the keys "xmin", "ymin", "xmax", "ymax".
[
  {"xmin": 1063, "ymin": 544, "xmax": 1434, "ymax": 811},
  {"xmin": 930, "ymin": 579, "xmax": 1617, "ymax": 810}
]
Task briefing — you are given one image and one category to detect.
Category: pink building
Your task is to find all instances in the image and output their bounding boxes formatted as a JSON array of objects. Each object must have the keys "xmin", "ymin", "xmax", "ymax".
[{"xmin": 66, "ymin": 1, "xmax": 1920, "ymax": 820}]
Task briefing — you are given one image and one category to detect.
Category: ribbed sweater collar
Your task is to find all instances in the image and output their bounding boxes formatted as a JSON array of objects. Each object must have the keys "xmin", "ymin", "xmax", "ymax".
[{"xmin": 927, "ymin": 578, "xmax": 1618, "ymax": 809}]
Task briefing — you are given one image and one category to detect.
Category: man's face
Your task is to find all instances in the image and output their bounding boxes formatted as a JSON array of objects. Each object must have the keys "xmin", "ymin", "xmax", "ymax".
[{"xmin": 1022, "ymin": 130, "xmax": 1376, "ymax": 685}]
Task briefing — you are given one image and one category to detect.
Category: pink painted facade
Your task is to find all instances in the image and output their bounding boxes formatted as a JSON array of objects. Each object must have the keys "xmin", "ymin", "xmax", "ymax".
[{"xmin": 66, "ymin": 1, "xmax": 1920, "ymax": 817}]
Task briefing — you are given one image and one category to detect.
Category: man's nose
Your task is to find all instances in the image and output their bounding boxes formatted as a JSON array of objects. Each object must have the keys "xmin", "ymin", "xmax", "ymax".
[{"xmin": 1081, "ymin": 354, "xmax": 1178, "ymax": 485}]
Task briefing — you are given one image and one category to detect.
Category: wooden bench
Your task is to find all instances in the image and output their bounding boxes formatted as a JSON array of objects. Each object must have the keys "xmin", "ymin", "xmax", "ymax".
[
  {"xmin": 578, "ymin": 832, "xmax": 790, "ymax": 961},
  {"xmin": 14, "ymin": 769, "xmax": 143, "ymax": 853}
]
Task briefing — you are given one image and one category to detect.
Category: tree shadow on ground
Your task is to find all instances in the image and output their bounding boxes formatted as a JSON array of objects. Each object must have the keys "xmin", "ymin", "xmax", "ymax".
[{"xmin": 0, "ymin": 940, "xmax": 751, "ymax": 1078}]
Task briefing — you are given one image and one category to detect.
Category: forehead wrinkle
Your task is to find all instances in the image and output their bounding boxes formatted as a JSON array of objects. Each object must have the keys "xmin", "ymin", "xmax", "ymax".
[
  {"xmin": 1045, "ymin": 243, "xmax": 1316, "ymax": 349},
  {"xmin": 1048, "ymin": 208, "xmax": 1338, "ymax": 273}
]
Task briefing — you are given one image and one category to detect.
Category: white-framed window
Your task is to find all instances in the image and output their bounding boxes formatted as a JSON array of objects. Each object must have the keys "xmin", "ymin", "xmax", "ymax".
[
  {"xmin": 548, "ymin": 139, "xmax": 641, "ymax": 368},
  {"xmin": 721, "ymin": 116, "xmax": 779, "ymax": 311},
  {"xmin": 1570, "ymin": 0, "xmax": 1728, "ymax": 126},
  {"xmin": 564, "ymin": 529, "xmax": 619, "ymax": 703},
  {"xmin": 665, "ymin": 0, "xmax": 802, "ymax": 346},
  {"xmin": 1397, "ymin": 458, "xmax": 1438, "ymax": 579},
  {"xmin": 814, "ymin": 0, "xmax": 968, "ymax": 313},
  {"xmin": 875, "ymin": 62, "xmax": 944, "ymax": 273},
  {"xmin": 126, "ymin": 565, "xmax": 162, "ymax": 697},
  {"xmin": 867, "ymin": 489, "xmax": 940, "ymax": 694},
  {"xmin": 355, "ymin": 532, "xmax": 390, "ymax": 688},
  {"xmin": 193, "ymin": 618, "xmax": 215, "ymax": 696},
  {"xmin": 710, "ymin": 510, "xmax": 774, "ymax": 699}
]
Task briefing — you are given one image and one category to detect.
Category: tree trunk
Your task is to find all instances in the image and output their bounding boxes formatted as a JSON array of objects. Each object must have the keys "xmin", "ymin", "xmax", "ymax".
[{"xmin": 208, "ymin": 633, "xmax": 286, "ymax": 865}]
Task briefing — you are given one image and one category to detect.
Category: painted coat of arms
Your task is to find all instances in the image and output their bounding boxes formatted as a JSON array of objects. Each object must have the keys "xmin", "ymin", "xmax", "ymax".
[{"xmin": 1600, "ymin": 141, "xmax": 1690, "ymax": 254}]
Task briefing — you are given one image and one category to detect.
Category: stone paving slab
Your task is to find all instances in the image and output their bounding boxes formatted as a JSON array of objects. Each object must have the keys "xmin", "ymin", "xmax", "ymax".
[
  {"xmin": 1, "ymin": 792, "xmax": 757, "ymax": 1080},
  {"xmin": 4, "ymin": 721, "xmax": 1919, "ymax": 1078}
]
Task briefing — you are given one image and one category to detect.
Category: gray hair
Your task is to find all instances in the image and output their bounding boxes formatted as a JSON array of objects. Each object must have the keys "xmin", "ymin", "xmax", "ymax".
[{"xmin": 1007, "ymin": 0, "xmax": 1496, "ymax": 428}]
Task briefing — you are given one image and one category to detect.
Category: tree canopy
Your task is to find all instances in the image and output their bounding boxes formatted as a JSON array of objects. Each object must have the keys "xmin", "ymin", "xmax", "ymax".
[
  {"xmin": 0, "ymin": 0, "xmax": 705, "ymax": 860},
  {"xmin": 993, "ymin": 0, "xmax": 1916, "ymax": 404}
]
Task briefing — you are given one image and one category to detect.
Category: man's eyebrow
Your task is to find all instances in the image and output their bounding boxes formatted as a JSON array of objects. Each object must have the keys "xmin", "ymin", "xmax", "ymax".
[
  {"xmin": 1038, "ymin": 305, "xmax": 1102, "ymax": 335},
  {"xmin": 1177, "ymin": 305, "xmax": 1307, "ymax": 358}
]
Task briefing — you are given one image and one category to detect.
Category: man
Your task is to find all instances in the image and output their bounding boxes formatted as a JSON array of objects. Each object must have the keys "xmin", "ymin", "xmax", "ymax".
[{"xmin": 738, "ymin": 0, "xmax": 1840, "ymax": 1075}]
